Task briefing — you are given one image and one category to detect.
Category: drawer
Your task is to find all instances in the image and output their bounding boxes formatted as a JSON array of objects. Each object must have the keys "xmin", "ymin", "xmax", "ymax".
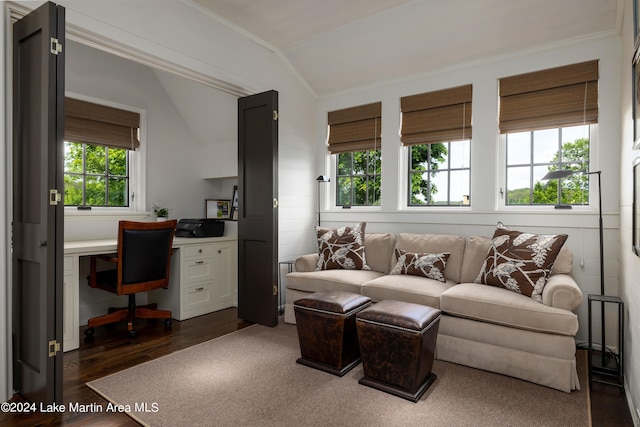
[
  {"xmin": 182, "ymin": 244, "xmax": 214, "ymax": 259},
  {"xmin": 182, "ymin": 283, "xmax": 214, "ymax": 313},
  {"xmin": 64, "ymin": 256, "xmax": 73, "ymax": 273},
  {"xmin": 182, "ymin": 258, "xmax": 214, "ymax": 284}
]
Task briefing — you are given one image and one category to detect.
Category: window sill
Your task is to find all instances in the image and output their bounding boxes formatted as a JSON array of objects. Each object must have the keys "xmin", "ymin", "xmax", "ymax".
[{"xmin": 64, "ymin": 208, "xmax": 151, "ymax": 219}]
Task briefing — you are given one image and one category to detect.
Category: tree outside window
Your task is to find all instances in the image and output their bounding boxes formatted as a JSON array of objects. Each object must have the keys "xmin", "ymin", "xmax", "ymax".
[
  {"xmin": 409, "ymin": 140, "xmax": 470, "ymax": 206},
  {"xmin": 64, "ymin": 141, "xmax": 129, "ymax": 207},
  {"xmin": 336, "ymin": 150, "xmax": 381, "ymax": 206},
  {"xmin": 506, "ymin": 125, "xmax": 590, "ymax": 205}
]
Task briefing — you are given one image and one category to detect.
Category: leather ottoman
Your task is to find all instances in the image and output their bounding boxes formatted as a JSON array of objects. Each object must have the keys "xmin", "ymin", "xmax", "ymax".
[
  {"xmin": 294, "ymin": 291, "xmax": 372, "ymax": 376},
  {"xmin": 356, "ymin": 300, "xmax": 441, "ymax": 402}
]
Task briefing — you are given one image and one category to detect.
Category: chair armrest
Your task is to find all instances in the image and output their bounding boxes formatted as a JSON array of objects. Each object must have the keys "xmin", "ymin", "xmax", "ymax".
[
  {"xmin": 294, "ymin": 254, "xmax": 319, "ymax": 273},
  {"xmin": 88, "ymin": 254, "xmax": 118, "ymax": 288},
  {"xmin": 542, "ymin": 274, "xmax": 583, "ymax": 311},
  {"xmin": 96, "ymin": 254, "xmax": 118, "ymax": 263}
]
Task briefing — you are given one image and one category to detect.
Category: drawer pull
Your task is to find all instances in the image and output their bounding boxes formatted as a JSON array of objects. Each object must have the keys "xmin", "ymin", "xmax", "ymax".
[
  {"xmin": 195, "ymin": 287, "xmax": 205, "ymax": 291},
  {"xmin": 198, "ymin": 249, "xmax": 203, "ymax": 253},
  {"xmin": 218, "ymin": 249, "xmax": 222, "ymax": 254},
  {"xmin": 195, "ymin": 261, "xmax": 204, "ymax": 265}
]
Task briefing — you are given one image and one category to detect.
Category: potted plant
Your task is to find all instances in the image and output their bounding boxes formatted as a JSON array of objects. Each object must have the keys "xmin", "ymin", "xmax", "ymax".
[{"xmin": 152, "ymin": 204, "xmax": 170, "ymax": 221}]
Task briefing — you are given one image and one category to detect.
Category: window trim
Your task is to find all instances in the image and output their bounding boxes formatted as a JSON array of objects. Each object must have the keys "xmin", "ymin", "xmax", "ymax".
[
  {"xmin": 63, "ymin": 93, "xmax": 146, "ymax": 215},
  {"xmin": 498, "ymin": 124, "xmax": 599, "ymax": 211},
  {"xmin": 334, "ymin": 149, "xmax": 381, "ymax": 207},
  {"xmin": 405, "ymin": 140, "xmax": 471, "ymax": 208}
]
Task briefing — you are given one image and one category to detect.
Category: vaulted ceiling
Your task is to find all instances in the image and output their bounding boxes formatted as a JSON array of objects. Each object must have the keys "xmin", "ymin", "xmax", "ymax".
[{"xmin": 191, "ymin": 0, "xmax": 622, "ymax": 97}]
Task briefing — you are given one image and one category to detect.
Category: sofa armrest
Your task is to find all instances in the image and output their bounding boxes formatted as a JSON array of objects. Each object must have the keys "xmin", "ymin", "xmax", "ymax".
[
  {"xmin": 294, "ymin": 254, "xmax": 319, "ymax": 273},
  {"xmin": 542, "ymin": 274, "xmax": 583, "ymax": 311}
]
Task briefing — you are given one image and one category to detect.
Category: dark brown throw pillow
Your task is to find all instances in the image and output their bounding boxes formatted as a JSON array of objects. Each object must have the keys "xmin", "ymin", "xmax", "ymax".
[
  {"xmin": 475, "ymin": 227, "xmax": 568, "ymax": 302},
  {"xmin": 390, "ymin": 249, "xmax": 450, "ymax": 282},
  {"xmin": 315, "ymin": 222, "xmax": 370, "ymax": 271}
]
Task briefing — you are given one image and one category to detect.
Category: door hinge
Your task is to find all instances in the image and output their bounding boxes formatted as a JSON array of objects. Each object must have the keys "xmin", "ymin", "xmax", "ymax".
[
  {"xmin": 273, "ymin": 110, "xmax": 278, "ymax": 121},
  {"xmin": 50, "ymin": 38, "xmax": 63, "ymax": 55},
  {"xmin": 48, "ymin": 340, "xmax": 61, "ymax": 357},
  {"xmin": 273, "ymin": 285, "xmax": 278, "ymax": 296},
  {"xmin": 49, "ymin": 189, "xmax": 61, "ymax": 205},
  {"xmin": 273, "ymin": 198, "xmax": 278, "ymax": 208}
]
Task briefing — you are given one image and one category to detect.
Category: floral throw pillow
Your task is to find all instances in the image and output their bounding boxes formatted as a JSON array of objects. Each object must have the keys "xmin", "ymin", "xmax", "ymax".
[
  {"xmin": 315, "ymin": 222, "xmax": 370, "ymax": 271},
  {"xmin": 475, "ymin": 227, "xmax": 568, "ymax": 302},
  {"xmin": 390, "ymin": 249, "xmax": 450, "ymax": 283}
]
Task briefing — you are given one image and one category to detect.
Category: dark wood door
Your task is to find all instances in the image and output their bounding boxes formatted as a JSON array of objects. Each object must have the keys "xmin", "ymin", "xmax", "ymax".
[
  {"xmin": 12, "ymin": 1, "xmax": 65, "ymax": 404},
  {"xmin": 237, "ymin": 90, "xmax": 278, "ymax": 327}
]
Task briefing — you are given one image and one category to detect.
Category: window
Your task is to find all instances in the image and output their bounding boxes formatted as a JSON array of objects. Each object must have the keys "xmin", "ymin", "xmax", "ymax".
[
  {"xmin": 506, "ymin": 125, "xmax": 590, "ymax": 205},
  {"xmin": 336, "ymin": 150, "xmax": 381, "ymax": 206},
  {"xmin": 64, "ymin": 142, "xmax": 129, "ymax": 207},
  {"xmin": 401, "ymin": 85, "xmax": 472, "ymax": 207},
  {"xmin": 327, "ymin": 102, "xmax": 382, "ymax": 207},
  {"xmin": 63, "ymin": 98, "xmax": 140, "ymax": 208},
  {"xmin": 409, "ymin": 140, "xmax": 470, "ymax": 206},
  {"xmin": 499, "ymin": 60, "xmax": 598, "ymax": 207}
]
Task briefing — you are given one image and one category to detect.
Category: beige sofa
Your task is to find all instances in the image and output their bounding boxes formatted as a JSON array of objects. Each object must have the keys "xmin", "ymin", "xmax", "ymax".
[{"xmin": 284, "ymin": 232, "xmax": 583, "ymax": 393}]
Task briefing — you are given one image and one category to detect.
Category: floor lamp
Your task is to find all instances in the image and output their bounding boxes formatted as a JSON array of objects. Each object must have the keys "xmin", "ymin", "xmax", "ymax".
[
  {"xmin": 316, "ymin": 175, "xmax": 330, "ymax": 227},
  {"xmin": 542, "ymin": 169, "xmax": 620, "ymax": 384}
]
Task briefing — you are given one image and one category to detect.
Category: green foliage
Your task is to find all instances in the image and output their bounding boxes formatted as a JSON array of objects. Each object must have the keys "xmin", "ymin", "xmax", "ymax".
[
  {"xmin": 409, "ymin": 143, "xmax": 447, "ymax": 205},
  {"xmin": 337, "ymin": 150, "xmax": 381, "ymax": 206},
  {"xmin": 153, "ymin": 204, "xmax": 170, "ymax": 217},
  {"xmin": 63, "ymin": 141, "xmax": 128, "ymax": 207},
  {"xmin": 507, "ymin": 137, "xmax": 589, "ymax": 205}
]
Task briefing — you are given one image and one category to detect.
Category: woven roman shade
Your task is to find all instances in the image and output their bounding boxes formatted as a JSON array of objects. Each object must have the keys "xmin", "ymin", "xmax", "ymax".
[
  {"xmin": 327, "ymin": 102, "xmax": 381, "ymax": 154},
  {"xmin": 499, "ymin": 60, "xmax": 599, "ymax": 133},
  {"xmin": 65, "ymin": 98, "xmax": 140, "ymax": 150},
  {"xmin": 400, "ymin": 84, "xmax": 472, "ymax": 146}
]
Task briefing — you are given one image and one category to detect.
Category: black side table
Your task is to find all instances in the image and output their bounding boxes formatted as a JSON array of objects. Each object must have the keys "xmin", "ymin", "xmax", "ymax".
[
  {"xmin": 278, "ymin": 261, "xmax": 294, "ymax": 314},
  {"xmin": 587, "ymin": 294, "xmax": 624, "ymax": 387}
]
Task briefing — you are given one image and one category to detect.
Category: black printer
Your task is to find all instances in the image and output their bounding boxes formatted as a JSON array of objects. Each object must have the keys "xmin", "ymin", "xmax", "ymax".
[{"xmin": 175, "ymin": 219, "xmax": 225, "ymax": 238}]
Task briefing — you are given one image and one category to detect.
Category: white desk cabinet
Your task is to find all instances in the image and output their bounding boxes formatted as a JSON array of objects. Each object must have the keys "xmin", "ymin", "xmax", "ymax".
[
  {"xmin": 150, "ymin": 239, "xmax": 238, "ymax": 321},
  {"xmin": 63, "ymin": 236, "xmax": 237, "ymax": 352},
  {"xmin": 63, "ymin": 256, "xmax": 79, "ymax": 352}
]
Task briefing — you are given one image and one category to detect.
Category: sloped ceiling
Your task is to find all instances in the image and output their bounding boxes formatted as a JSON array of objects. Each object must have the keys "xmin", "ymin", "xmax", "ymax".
[{"xmin": 191, "ymin": 0, "xmax": 622, "ymax": 97}]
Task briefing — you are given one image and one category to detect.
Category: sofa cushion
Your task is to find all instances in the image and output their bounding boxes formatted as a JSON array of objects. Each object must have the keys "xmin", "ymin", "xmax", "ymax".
[
  {"xmin": 440, "ymin": 283, "xmax": 578, "ymax": 336},
  {"xmin": 394, "ymin": 233, "xmax": 465, "ymax": 283},
  {"xmin": 475, "ymin": 227, "xmax": 568, "ymax": 302},
  {"xmin": 364, "ymin": 233, "xmax": 397, "ymax": 274},
  {"xmin": 390, "ymin": 249, "xmax": 450, "ymax": 282},
  {"xmin": 316, "ymin": 222, "xmax": 370, "ymax": 271},
  {"xmin": 286, "ymin": 270, "xmax": 384, "ymax": 295},
  {"xmin": 361, "ymin": 275, "xmax": 455, "ymax": 309},
  {"xmin": 460, "ymin": 236, "xmax": 492, "ymax": 284},
  {"xmin": 461, "ymin": 235, "xmax": 573, "ymax": 283}
]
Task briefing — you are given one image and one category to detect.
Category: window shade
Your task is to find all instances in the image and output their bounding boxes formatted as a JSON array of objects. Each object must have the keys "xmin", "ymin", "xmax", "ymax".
[
  {"xmin": 499, "ymin": 60, "xmax": 598, "ymax": 133},
  {"xmin": 327, "ymin": 102, "xmax": 381, "ymax": 154},
  {"xmin": 65, "ymin": 98, "xmax": 140, "ymax": 150},
  {"xmin": 400, "ymin": 84, "xmax": 472, "ymax": 146}
]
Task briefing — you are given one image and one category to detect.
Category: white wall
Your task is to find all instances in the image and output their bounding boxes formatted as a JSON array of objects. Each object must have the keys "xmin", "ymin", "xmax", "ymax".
[
  {"xmin": 619, "ymin": 0, "xmax": 640, "ymax": 423},
  {"xmin": 317, "ymin": 36, "xmax": 622, "ymax": 351},
  {"xmin": 63, "ymin": 40, "xmax": 220, "ymax": 240}
]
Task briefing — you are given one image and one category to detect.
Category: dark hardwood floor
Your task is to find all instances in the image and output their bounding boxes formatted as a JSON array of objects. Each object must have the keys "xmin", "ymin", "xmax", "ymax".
[{"xmin": 1, "ymin": 308, "xmax": 635, "ymax": 426}]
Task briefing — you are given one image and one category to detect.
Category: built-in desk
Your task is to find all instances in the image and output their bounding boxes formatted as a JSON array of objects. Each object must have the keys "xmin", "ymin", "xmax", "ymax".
[{"xmin": 63, "ymin": 236, "xmax": 237, "ymax": 352}]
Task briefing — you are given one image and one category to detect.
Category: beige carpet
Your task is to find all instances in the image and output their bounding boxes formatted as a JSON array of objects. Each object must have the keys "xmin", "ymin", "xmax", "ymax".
[{"xmin": 87, "ymin": 322, "xmax": 590, "ymax": 427}]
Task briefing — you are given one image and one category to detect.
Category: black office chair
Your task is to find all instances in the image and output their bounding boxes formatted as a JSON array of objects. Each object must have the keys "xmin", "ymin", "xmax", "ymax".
[{"xmin": 85, "ymin": 220, "xmax": 177, "ymax": 338}]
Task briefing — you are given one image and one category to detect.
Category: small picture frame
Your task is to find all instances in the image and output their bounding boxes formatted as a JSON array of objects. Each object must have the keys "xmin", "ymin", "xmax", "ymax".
[
  {"xmin": 633, "ymin": 158, "xmax": 640, "ymax": 256},
  {"xmin": 635, "ymin": 0, "xmax": 640, "ymax": 47},
  {"xmin": 230, "ymin": 185, "xmax": 239, "ymax": 221},
  {"xmin": 634, "ymin": 48, "xmax": 640, "ymax": 148},
  {"xmin": 206, "ymin": 199, "xmax": 231, "ymax": 219}
]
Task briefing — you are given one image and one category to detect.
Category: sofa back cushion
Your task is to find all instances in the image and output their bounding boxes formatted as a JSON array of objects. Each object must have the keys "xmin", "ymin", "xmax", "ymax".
[
  {"xmin": 365, "ymin": 233, "xmax": 397, "ymax": 274},
  {"xmin": 460, "ymin": 235, "xmax": 573, "ymax": 284},
  {"xmin": 394, "ymin": 233, "xmax": 465, "ymax": 283}
]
